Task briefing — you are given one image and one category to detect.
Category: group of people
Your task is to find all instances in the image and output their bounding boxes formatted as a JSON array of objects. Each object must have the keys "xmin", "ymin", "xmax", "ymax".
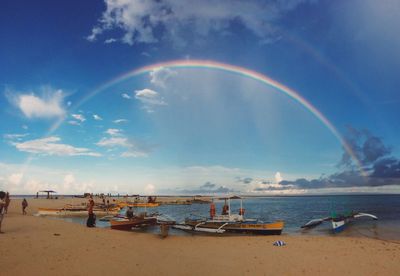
[
  {"xmin": 85, "ymin": 196, "xmax": 137, "ymax": 228},
  {"xmin": 0, "ymin": 191, "xmax": 29, "ymax": 234}
]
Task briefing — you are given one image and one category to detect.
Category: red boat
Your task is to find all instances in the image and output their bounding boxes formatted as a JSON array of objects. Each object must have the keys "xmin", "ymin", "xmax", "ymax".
[{"xmin": 110, "ymin": 214, "xmax": 157, "ymax": 231}]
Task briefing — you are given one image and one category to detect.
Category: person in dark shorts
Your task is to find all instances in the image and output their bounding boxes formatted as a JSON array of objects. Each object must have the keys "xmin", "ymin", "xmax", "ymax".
[
  {"xmin": 86, "ymin": 212, "xmax": 96, "ymax": 227},
  {"xmin": 22, "ymin": 198, "xmax": 28, "ymax": 215},
  {"xmin": 0, "ymin": 191, "xmax": 6, "ymax": 233}
]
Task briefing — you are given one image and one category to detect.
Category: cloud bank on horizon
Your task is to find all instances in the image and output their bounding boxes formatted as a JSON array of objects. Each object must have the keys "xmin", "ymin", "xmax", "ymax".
[{"xmin": 267, "ymin": 128, "xmax": 400, "ymax": 192}]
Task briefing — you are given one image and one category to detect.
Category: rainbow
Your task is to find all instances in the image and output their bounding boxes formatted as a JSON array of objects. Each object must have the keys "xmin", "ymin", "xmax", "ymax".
[{"xmin": 67, "ymin": 59, "xmax": 364, "ymax": 174}]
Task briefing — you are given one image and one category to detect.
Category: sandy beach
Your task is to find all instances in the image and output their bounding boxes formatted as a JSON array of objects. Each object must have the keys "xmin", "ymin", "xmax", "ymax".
[{"xmin": 1, "ymin": 198, "xmax": 399, "ymax": 276}]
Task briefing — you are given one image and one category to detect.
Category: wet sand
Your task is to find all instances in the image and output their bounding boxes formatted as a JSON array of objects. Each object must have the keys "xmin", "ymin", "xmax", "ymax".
[{"xmin": 1, "ymin": 198, "xmax": 399, "ymax": 276}]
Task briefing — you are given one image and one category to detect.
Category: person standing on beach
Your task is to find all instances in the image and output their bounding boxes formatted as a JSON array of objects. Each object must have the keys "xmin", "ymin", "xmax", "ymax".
[
  {"xmin": 22, "ymin": 198, "xmax": 28, "ymax": 215},
  {"xmin": 86, "ymin": 196, "xmax": 96, "ymax": 227},
  {"xmin": 4, "ymin": 192, "xmax": 10, "ymax": 214},
  {"xmin": 0, "ymin": 191, "xmax": 6, "ymax": 233},
  {"xmin": 126, "ymin": 206, "xmax": 134, "ymax": 220},
  {"xmin": 88, "ymin": 196, "xmax": 94, "ymax": 212},
  {"xmin": 106, "ymin": 199, "xmax": 110, "ymax": 212}
]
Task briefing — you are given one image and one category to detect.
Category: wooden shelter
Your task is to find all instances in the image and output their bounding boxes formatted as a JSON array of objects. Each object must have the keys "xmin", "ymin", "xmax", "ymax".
[{"xmin": 38, "ymin": 190, "xmax": 57, "ymax": 199}]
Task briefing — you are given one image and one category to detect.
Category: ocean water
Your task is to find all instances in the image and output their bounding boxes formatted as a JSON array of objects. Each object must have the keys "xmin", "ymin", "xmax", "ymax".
[{"xmin": 51, "ymin": 195, "xmax": 400, "ymax": 240}]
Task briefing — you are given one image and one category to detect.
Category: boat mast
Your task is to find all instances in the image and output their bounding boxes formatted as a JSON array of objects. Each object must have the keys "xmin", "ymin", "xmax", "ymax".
[
  {"xmin": 228, "ymin": 198, "xmax": 231, "ymax": 216},
  {"xmin": 240, "ymin": 199, "xmax": 243, "ymax": 217}
]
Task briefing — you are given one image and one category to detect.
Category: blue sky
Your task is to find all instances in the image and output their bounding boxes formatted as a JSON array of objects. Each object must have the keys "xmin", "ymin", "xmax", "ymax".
[{"xmin": 1, "ymin": 0, "xmax": 400, "ymax": 195}]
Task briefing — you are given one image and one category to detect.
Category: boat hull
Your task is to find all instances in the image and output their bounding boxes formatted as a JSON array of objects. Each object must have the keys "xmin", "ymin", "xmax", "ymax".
[
  {"xmin": 332, "ymin": 219, "xmax": 347, "ymax": 233},
  {"xmin": 176, "ymin": 220, "xmax": 284, "ymax": 235},
  {"xmin": 110, "ymin": 217, "xmax": 157, "ymax": 231},
  {"xmin": 117, "ymin": 202, "xmax": 160, "ymax": 208}
]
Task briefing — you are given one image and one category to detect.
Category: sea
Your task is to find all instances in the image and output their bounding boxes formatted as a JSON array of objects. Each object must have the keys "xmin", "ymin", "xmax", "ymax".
[{"xmin": 30, "ymin": 194, "xmax": 400, "ymax": 240}]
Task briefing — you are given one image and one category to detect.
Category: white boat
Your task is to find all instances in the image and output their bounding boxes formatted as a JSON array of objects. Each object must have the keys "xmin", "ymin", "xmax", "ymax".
[
  {"xmin": 301, "ymin": 211, "xmax": 378, "ymax": 233},
  {"xmin": 173, "ymin": 198, "xmax": 284, "ymax": 235}
]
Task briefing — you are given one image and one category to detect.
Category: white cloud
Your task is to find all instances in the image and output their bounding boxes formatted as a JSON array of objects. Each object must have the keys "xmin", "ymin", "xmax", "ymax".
[
  {"xmin": 245, "ymin": 172, "xmax": 300, "ymax": 194},
  {"xmin": 0, "ymin": 163, "xmax": 98, "ymax": 194},
  {"xmin": 14, "ymin": 136, "xmax": 101, "ymax": 157},
  {"xmin": 97, "ymin": 137, "xmax": 129, "ymax": 147},
  {"xmin": 121, "ymin": 93, "xmax": 132, "ymax": 99},
  {"xmin": 8, "ymin": 173, "xmax": 23, "ymax": 186},
  {"xmin": 68, "ymin": 120, "xmax": 81, "ymax": 126},
  {"xmin": 97, "ymin": 131, "xmax": 150, "ymax": 158},
  {"xmin": 71, "ymin": 114, "xmax": 86, "ymax": 122},
  {"xmin": 150, "ymin": 67, "xmax": 177, "ymax": 88},
  {"xmin": 144, "ymin": 184, "xmax": 156, "ymax": 194},
  {"xmin": 4, "ymin": 133, "xmax": 29, "ymax": 140},
  {"xmin": 14, "ymin": 89, "xmax": 65, "ymax": 119},
  {"xmin": 105, "ymin": 128, "xmax": 122, "ymax": 136},
  {"xmin": 22, "ymin": 125, "xmax": 28, "ymax": 130},
  {"xmin": 104, "ymin": 38, "xmax": 117, "ymax": 44},
  {"xmin": 120, "ymin": 151, "xmax": 148, "ymax": 158},
  {"xmin": 135, "ymin": 89, "xmax": 159, "ymax": 100},
  {"xmin": 98, "ymin": 128, "xmax": 151, "ymax": 157},
  {"xmin": 63, "ymin": 173, "xmax": 75, "ymax": 190},
  {"xmin": 87, "ymin": 26, "xmax": 103, "ymax": 42},
  {"xmin": 135, "ymin": 88, "xmax": 167, "ymax": 112},
  {"xmin": 87, "ymin": 0, "xmax": 314, "ymax": 46},
  {"xmin": 62, "ymin": 174, "xmax": 95, "ymax": 194},
  {"xmin": 93, "ymin": 114, "xmax": 103, "ymax": 120},
  {"xmin": 275, "ymin": 172, "xmax": 283, "ymax": 183},
  {"xmin": 113, "ymin": 119, "xmax": 129, "ymax": 124}
]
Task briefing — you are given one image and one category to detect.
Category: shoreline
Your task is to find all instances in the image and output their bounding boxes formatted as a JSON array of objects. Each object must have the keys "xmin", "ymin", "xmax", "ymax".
[
  {"xmin": 7, "ymin": 197, "xmax": 400, "ymax": 239},
  {"xmin": 1, "ymin": 199, "xmax": 399, "ymax": 275},
  {"xmin": 9, "ymin": 193, "xmax": 400, "ymax": 199}
]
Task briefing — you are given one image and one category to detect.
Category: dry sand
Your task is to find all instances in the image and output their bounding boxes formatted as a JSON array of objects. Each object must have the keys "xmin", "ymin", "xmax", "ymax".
[{"xmin": 1, "ymin": 198, "xmax": 399, "ymax": 276}]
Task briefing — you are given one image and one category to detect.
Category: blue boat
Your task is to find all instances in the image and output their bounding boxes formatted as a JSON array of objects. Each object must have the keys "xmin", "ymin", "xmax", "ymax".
[{"xmin": 301, "ymin": 211, "xmax": 378, "ymax": 233}]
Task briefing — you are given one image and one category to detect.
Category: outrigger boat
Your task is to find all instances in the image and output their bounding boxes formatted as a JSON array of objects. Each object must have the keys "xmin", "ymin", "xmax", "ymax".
[
  {"xmin": 173, "ymin": 198, "xmax": 284, "ymax": 235},
  {"xmin": 301, "ymin": 211, "xmax": 378, "ymax": 233},
  {"xmin": 110, "ymin": 212, "xmax": 158, "ymax": 231},
  {"xmin": 110, "ymin": 199, "xmax": 162, "ymax": 231}
]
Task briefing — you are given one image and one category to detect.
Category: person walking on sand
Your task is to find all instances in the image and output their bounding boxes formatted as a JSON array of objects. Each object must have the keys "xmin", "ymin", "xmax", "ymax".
[
  {"xmin": 22, "ymin": 198, "xmax": 28, "ymax": 215},
  {"xmin": 4, "ymin": 192, "xmax": 10, "ymax": 214},
  {"xmin": 0, "ymin": 191, "xmax": 6, "ymax": 233}
]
